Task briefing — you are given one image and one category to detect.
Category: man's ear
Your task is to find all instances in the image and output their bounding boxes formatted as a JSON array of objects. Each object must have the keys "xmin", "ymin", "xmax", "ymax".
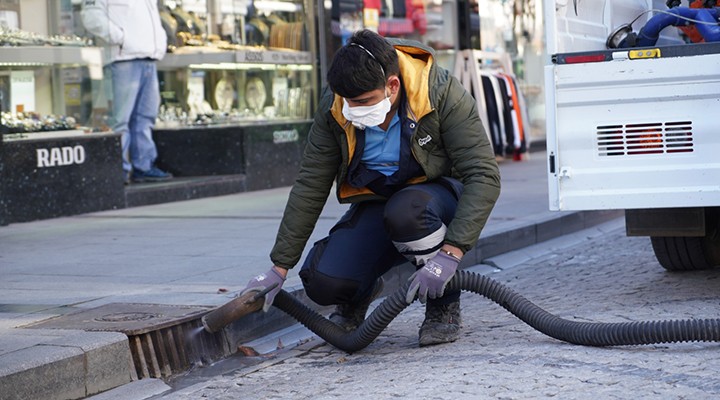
[{"xmin": 388, "ymin": 76, "xmax": 401, "ymax": 95}]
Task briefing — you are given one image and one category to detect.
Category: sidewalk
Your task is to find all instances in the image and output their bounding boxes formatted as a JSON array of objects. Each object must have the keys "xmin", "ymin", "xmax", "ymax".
[{"xmin": 0, "ymin": 151, "xmax": 622, "ymax": 400}]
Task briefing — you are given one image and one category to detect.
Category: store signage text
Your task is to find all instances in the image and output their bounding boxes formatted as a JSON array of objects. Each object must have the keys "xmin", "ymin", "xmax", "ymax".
[
  {"xmin": 273, "ymin": 129, "xmax": 299, "ymax": 144},
  {"xmin": 11, "ymin": 75, "xmax": 33, "ymax": 83},
  {"xmin": 272, "ymin": 52, "xmax": 312, "ymax": 64},
  {"xmin": 244, "ymin": 51, "xmax": 264, "ymax": 62},
  {"xmin": 36, "ymin": 145, "xmax": 86, "ymax": 168},
  {"xmin": 238, "ymin": 51, "xmax": 312, "ymax": 64}
]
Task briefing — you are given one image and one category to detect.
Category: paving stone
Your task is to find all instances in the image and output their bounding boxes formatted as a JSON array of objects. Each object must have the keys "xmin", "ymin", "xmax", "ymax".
[{"xmin": 158, "ymin": 226, "xmax": 720, "ymax": 399}]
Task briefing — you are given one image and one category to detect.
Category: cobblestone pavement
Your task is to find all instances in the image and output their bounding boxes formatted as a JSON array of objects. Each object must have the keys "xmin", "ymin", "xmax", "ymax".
[{"xmin": 159, "ymin": 225, "xmax": 720, "ymax": 399}]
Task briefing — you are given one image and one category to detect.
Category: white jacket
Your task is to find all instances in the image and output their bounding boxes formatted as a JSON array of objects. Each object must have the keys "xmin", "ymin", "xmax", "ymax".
[{"xmin": 81, "ymin": 0, "xmax": 167, "ymax": 64}]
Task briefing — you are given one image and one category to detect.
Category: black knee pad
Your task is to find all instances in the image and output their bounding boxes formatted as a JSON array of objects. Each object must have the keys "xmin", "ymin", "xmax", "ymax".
[
  {"xmin": 383, "ymin": 189, "xmax": 437, "ymax": 241},
  {"xmin": 299, "ymin": 236, "xmax": 365, "ymax": 306},
  {"xmin": 299, "ymin": 268, "xmax": 361, "ymax": 306}
]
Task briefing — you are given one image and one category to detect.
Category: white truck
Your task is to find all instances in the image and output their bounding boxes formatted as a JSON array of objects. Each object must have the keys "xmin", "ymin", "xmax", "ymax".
[{"xmin": 544, "ymin": 0, "xmax": 720, "ymax": 270}]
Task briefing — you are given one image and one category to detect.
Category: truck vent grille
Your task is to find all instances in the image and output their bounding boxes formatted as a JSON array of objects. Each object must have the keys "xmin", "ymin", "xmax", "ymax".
[{"xmin": 596, "ymin": 121, "xmax": 694, "ymax": 157}]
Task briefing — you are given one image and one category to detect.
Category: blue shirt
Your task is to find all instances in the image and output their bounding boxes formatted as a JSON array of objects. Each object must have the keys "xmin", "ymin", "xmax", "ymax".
[{"xmin": 361, "ymin": 112, "xmax": 401, "ymax": 176}]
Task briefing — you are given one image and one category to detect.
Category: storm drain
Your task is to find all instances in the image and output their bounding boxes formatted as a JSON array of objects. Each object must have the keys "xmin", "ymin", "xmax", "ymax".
[{"xmin": 25, "ymin": 303, "xmax": 232, "ymax": 379}]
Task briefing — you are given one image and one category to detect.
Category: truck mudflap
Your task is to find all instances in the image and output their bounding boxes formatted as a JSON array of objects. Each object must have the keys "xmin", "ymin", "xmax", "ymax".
[{"xmin": 626, "ymin": 208, "xmax": 705, "ymax": 237}]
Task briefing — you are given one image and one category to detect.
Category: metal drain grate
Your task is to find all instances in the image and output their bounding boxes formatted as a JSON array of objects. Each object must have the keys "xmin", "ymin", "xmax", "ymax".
[{"xmin": 25, "ymin": 303, "xmax": 233, "ymax": 379}]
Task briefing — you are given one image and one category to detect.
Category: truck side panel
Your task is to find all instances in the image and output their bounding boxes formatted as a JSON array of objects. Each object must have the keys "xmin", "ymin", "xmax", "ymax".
[{"xmin": 548, "ymin": 52, "xmax": 720, "ymax": 210}]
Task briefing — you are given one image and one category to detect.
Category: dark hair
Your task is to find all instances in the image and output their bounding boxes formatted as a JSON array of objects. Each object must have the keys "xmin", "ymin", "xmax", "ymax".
[{"xmin": 327, "ymin": 30, "xmax": 400, "ymax": 98}]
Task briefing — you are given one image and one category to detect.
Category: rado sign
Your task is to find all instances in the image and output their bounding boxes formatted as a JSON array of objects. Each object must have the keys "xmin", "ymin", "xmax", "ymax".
[{"xmin": 36, "ymin": 145, "xmax": 86, "ymax": 167}]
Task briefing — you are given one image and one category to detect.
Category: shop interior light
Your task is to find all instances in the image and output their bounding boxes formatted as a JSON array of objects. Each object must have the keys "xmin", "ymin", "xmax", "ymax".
[
  {"xmin": 190, "ymin": 63, "xmax": 277, "ymax": 70},
  {"xmin": 0, "ymin": 62, "xmax": 50, "ymax": 67},
  {"xmin": 281, "ymin": 64, "xmax": 313, "ymax": 71},
  {"xmin": 254, "ymin": 0, "xmax": 301, "ymax": 12}
]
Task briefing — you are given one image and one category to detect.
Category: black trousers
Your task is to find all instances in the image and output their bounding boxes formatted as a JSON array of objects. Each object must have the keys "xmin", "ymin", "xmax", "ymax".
[{"xmin": 299, "ymin": 178, "xmax": 463, "ymax": 307}]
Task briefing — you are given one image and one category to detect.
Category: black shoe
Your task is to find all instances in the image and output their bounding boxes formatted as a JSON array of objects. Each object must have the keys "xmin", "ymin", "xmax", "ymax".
[
  {"xmin": 418, "ymin": 300, "xmax": 461, "ymax": 347},
  {"xmin": 329, "ymin": 278, "xmax": 384, "ymax": 332}
]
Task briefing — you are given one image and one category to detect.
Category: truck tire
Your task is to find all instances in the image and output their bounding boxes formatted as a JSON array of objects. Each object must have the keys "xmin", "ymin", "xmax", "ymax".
[
  {"xmin": 650, "ymin": 208, "xmax": 720, "ymax": 271},
  {"xmin": 651, "ymin": 237, "xmax": 710, "ymax": 271}
]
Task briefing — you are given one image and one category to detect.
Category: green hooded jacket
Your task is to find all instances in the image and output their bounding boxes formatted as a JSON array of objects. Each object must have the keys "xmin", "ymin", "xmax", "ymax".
[{"xmin": 270, "ymin": 39, "xmax": 501, "ymax": 269}]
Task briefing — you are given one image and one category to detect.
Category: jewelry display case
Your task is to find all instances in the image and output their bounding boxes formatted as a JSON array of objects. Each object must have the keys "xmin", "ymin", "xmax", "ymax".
[
  {"xmin": 150, "ymin": 0, "xmax": 318, "ymax": 189},
  {"xmin": 0, "ymin": 33, "xmax": 108, "ymax": 135},
  {"xmin": 155, "ymin": 0, "xmax": 318, "ymax": 128},
  {"xmin": 156, "ymin": 48, "xmax": 315, "ymax": 128}
]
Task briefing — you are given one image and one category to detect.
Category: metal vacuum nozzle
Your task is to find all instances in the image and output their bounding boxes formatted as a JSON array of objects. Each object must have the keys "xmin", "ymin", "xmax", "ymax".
[{"xmin": 201, "ymin": 283, "xmax": 278, "ymax": 333}]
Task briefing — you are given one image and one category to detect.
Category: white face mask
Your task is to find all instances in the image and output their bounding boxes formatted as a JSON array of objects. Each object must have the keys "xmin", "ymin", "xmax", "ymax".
[{"xmin": 342, "ymin": 94, "xmax": 392, "ymax": 130}]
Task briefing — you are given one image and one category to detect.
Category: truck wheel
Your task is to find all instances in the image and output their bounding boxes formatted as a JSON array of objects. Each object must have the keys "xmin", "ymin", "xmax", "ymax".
[{"xmin": 651, "ymin": 235, "xmax": 720, "ymax": 271}]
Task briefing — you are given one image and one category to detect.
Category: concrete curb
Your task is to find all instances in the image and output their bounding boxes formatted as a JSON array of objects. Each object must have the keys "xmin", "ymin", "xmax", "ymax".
[
  {"xmin": 0, "ymin": 330, "xmax": 134, "ymax": 400},
  {"xmin": 474, "ymin": 209, "xmax": 624, "ymax": 262}
]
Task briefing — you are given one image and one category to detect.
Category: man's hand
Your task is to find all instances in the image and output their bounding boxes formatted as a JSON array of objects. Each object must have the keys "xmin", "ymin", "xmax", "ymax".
[
  {"xmin": 405, "ymin": 250, "xmax": 461, "ymax": 304},
  {"xmin": 241, "ymin": 266, "xmax": 287, "ymax": 312}
]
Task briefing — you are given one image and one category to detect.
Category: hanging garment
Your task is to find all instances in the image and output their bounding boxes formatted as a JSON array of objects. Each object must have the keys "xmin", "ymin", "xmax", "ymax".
[
  {"xmin": 500, "ymin": 73, "xmax": 527, "ymax": 158},
  {"xmin": 517, "ymin": 85, "xmax": 531, "ymax": 153},
  {"xmin": 481, "ymin": 72, "xmax": 507, "ymax": 156},
  {"xmin": 494, "ymin": 75, "xmax": 516, "ymax": 158},
  {"xmin": 405, "ymin": 0, "xmax": 427, "ymax": 34},
  {"xmin": 480, "ymin": 75, "xmax": 503, "ymax": 156}
]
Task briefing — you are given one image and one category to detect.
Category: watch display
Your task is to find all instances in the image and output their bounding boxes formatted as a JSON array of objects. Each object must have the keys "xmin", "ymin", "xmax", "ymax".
[
  {"xmin": 1, "ymin": 112, "xmax": 78, "ymax": 134},
  {"xmin": 214, "ymin": 78, "xmax": 236, "ymax": 113},
  {"xmin": 244, "ymin": 77, "xmax": 267, "ymax": 114}
]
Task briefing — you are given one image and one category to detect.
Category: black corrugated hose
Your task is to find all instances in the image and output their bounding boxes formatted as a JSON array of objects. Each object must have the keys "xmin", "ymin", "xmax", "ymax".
[{"xmin": 272, "ymin": 270, "xmax": 720, "ymax": 353}]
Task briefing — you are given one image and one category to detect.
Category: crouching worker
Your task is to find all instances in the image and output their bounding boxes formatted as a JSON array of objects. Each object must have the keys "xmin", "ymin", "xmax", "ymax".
[{"xmin": 241, "ymin": 30, "xmax": 500, "ymax": 347}]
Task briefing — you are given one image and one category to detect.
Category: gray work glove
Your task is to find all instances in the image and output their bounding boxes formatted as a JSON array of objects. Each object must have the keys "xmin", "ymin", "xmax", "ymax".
[
  {"xmin": 405, "ymin": 251, "xmax": 460, "ymax": 304},
  {"xmin": 241, "ymin": 267, "xmax": 286, "ymax": 312}
]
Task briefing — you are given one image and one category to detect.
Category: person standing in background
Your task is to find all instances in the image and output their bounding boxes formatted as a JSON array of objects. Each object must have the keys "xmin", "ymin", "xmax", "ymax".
[{"xmin": 81, "ymin": 0, "xmax": 173, "ymax": 184}]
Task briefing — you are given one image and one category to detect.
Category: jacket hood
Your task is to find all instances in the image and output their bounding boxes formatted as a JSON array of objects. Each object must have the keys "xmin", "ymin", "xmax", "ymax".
[{"xmin": 329, "ymin": 40, "xmax": 436, "ymax": 164}]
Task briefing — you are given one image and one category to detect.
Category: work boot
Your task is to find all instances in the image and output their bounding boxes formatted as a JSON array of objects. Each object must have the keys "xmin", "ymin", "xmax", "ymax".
[
  {"xmin": 329, "ymin": 278, "xmax": 384, "ymax": 332},
  {"xmin": 418, "ymin": 300, "xmax": 461, "ymax": 347}
]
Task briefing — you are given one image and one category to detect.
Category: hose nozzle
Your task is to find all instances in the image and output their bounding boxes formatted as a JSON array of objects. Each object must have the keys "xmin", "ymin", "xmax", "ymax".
[{"xmin": 201, "ymin": 283, "xmax": 278, "ymax": 333}]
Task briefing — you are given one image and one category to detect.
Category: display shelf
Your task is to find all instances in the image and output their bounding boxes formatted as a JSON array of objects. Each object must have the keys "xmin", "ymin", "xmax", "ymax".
[
  {"xmin": 0, "ymin": 45, "xmax": 106, "ymax": 134},
  {"xmin": 0, "ymin": 46, "xmax": 102, "ymax": 69},
  {"xmin": 2, "ymin": 130, "xmax": 107, "ymax": 142},
  {"xmin": 155, "ymin": 116, "xmax": 311, "ymax": 130},
  {"xmin": 157, "ymin": 49, "xmax": 313, "ymax": 70},
  {"xmin": 158, "ymin": 50, "xmax": 234, "ymax": 70}
]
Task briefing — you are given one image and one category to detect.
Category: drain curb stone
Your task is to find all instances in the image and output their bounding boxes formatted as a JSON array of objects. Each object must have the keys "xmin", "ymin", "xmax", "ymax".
[{"xmin": 0, "ymin": 330, "xmax": 133, "ymax": 400}]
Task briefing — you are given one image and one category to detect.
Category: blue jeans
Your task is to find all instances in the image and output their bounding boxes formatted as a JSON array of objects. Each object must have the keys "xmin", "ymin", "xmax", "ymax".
[{"xmin": 108, "ymin": 59, "xmax": 161, "ymax": 173}]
